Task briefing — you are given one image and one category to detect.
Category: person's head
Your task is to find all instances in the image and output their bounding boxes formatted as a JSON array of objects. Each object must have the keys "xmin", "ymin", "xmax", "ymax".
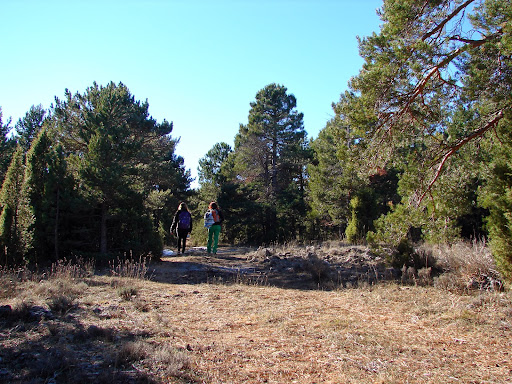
[
  {"xmin": 178, "ymin": 202, "xmax": 189, "ymax": 212},
  {"xmin": 209, "ymin": 201, "xmax": 218, "ymax": 210}
]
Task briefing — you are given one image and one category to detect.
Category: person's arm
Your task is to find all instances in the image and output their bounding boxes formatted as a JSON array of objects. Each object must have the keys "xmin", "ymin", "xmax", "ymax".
[{"xmin": 170, "ymin": 212, "xmax": 178, "ymax": 232}]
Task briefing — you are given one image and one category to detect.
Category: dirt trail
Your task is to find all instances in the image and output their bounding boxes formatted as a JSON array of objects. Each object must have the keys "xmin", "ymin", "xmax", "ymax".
[
  {"xmin": 149, "ymin": 247, "xmax": 281, "ymax": 286},
  {"xmin": 149, "ymin": 245, "xmax": 397, "ymax": 290}
]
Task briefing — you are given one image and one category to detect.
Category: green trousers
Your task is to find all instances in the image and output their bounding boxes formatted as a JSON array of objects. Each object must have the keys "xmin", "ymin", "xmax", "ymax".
[{"xmin": 207, "ymin": 225, "xmax": 221, "ymax": 254}]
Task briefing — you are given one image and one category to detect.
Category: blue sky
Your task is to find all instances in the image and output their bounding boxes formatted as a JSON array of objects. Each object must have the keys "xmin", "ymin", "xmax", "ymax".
[{"xmin": 1, "ymin": 0, "xmax": 382, "ymax": 187}]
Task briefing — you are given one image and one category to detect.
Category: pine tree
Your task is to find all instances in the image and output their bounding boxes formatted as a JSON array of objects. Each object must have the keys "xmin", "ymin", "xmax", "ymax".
[
  {"xmin": 18, "ymin": 128, "xmax": 67, "ymax": 263},
  {"xmin": 0, "ymin": 108, "xmax": 16, "ymax": 185},
  {"xmin": 308, "ymin": 118, "xmax": 360, "ymax": 237},
  {"xmin": 235, "ymin": 84, "xmax": 306, "ymax": 197},
  {"xmin": 53, "ymin": 82, "xmax": 188, "ymax": 258},
  {"xmin": 349, "ymin": 0, "xmax": 511, "ymax": 197},
  {"xmin": 230, "ymin": 84, "xmax": 310, "ymax": 242},
  {"xmin": 198, "ymin": 142, "xmax": 232, "ymax": 187},
  {"xmin": 15, "ymin": 104, "xmax": 47, "ymax": 152},
  {"xmin": 0, "ymin": 146, "xmax": 25, "ymax": 265},
  {"xmin": 328, "ymin": 0, "xmax": 511, "ymax": 254}
]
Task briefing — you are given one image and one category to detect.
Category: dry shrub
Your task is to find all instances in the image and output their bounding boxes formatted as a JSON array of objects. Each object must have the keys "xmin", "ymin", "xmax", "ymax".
[
  {"xmin": 152, "ymin": 344, "xmax": 191, "ymax": 377},
  {"xmin": 47, "ymin": 294, "xmax": 76, "ymax": 315},
  {"xmin": 11, "ymin": 300, "xmax": 35, "ymax": 322},
  {"xmin": 304, "ymin": 251, "xmax": 333, "ymax": 283},
  {"xmin": 109, "ymin": 256, "xmax": 149, "ymax": 279},
  {"xmin": 467, "ymin": 291, "xmax": 512, "ymax": 310},
  {"xmin": 0, "ymin": 259, "xmax": 92, "ymax": 302},
  {"xmin": 53, "ymin": 323, "xmax": 116, "ymax": 342},
  {"xmin": 48, "ymin": 257, "xmax": 95, "ymax": 280},
  {"xmin": 0, "ymin": 266, "xmax": 40, "ymax": 299},
  {"xmin": 417, "ymin": 266, "xmax": 433, "ymax": 285},
  {"xmin": 34, "ymin": 278, "xmax": 87, "ymax": 301},
  {"xmin": 399, "ymin": 265, "xmax": 434, "ymax": 286},
  {"xmin": 0, "ymin": 267, "xmax": 18, "ymax": 299},
  {"xmin": 109, "ymin": 277, "xmax": 123, "ymax": 288},
  {"xmin": 232, "ymin": 270, "xmax": 269, "ymax": 286},
  {"xmin": 87, "ymin": 324, "xmax": 116, "ymax": 341},
  {"xmin": 116, "ymin": 340, "xmax": 191, "ymax": 378},
  {"xmin": 133, "ymin": 297, "xmax": 152, "ymax": 312},
  {"xmin": 118, "ymin": 286, "xmax": 138, "ymax": 300},
  {"xmin": 28, "ymin": 345, "xmax": 78, "ymax": 381},
  {"xmin": 3, "ymin": 300, "xmax": 54, "ymax": 324},
  {"xmin": 422, "ymin": 240, "xmax": 504, "ymax": 292},
  {"xmin": 116, "ymin": 340, "xmax": 150, "ymax": 366}
]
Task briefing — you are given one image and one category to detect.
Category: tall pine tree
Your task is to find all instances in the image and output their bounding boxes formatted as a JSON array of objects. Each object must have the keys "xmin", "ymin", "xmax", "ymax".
[
  {"xmin": 0, "ymin": 108, "xmax": 16, "ymax": 185},
  {"xmin": 230, "ymin": 84, "xmax": 310, "ymax": 242},
  {"xmin": 53, "ymin": 82, "xmax": 183, "ymax": 257},
  {"xmin": 0, "ymin": 146, "xmax": 25, "ymax": 265}
]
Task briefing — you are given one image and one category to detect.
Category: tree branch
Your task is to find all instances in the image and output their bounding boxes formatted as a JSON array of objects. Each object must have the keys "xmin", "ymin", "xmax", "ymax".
[
  {"xmin": 418, "ymin": 109, "xmax": 505, "ymax": 204},
  {"xmin": 450, "ymin": 36, "xmax": 486, "ymax": 44},
  {"xmin": 421, "ymin": 0, "xmax": 476, "ymax": 41},
  {"xmin": 378, "ymin": 30, "xmax": 502, "ymax": 137}
]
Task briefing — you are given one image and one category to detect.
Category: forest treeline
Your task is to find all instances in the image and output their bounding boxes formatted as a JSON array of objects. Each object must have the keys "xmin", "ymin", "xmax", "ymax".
[
  {"xmin": 0, "ymin": 83, "xmax": 193, "ymax": 265},
  {"xmin": 1, "ymin": 0, "xmax": 511, "ymax": 279}
]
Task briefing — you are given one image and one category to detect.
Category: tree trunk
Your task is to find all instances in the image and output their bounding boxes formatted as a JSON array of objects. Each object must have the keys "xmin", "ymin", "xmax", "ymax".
[
  {"xmin": 100, "ymin": 201, "xmax": 108, "ymax": 254},
  {"xmin": 54, "ymin": 187, "xmax": 60, "ymax": 260},
  {"xmin": 271, "ymin": 131, "xmax": 278, "ymax": 196}
]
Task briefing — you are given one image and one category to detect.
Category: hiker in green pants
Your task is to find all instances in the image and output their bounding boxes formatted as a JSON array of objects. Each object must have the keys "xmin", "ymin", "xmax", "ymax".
[{"xmin": 206, "ymin": 201, "xmax": 224, "ymax": 255}]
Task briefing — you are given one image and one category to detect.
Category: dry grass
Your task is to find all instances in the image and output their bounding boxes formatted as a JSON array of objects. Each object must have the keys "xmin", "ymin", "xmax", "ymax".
[
  {"xmin": 109, "ymin": 256, "xmax": 150, "ymax": 279},
  {"xmin": 181, "ymin": 284, "xmax": 512, "ymax": 383},
  {"xmin": 0, "ymin": 244, "xmax": 511, "ymax": 383},
  {"xmin": 420, "ymin": 240, "xmax": 505, "ymax": 292}
]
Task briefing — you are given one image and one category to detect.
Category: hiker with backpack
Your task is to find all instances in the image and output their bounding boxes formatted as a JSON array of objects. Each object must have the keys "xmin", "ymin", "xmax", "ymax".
[
  {"xmin": 170, "ymin": 202, "xmax": 193, "ymax": 254},
  {"xmin": 204, "ymin": 201, "xmax": 224, "ymax": 255}
]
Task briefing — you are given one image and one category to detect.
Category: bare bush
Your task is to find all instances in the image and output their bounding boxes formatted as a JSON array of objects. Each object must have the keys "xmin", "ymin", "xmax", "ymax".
[
  {"xmin": 116, "ymin": 340, "xmax": 150, "ymax": 366},
  {"xmin": 12, "ymin": 300, "xmax": 35, "ymax": 322},
  {"xmin": 34, "ymin": 278, "xmax": 87, "ymax": 303},
  {"xmin": 48, "ymin": 257, "xmax": 95, "ymax": 280},
  {"xmin": 116, "ymin": 340, "xmax": 191, "ymax": 379},
  {"xmin": 0, "ymin": 267, "xmax": 18, "ymax": 299},
  {"xmin": 422, "ymin": 241, "xmax": 505, "ymax": 292},
  {"xmin": 133, "ymin": 297, "xmax": 152, "ymax": 312},
  {"xmin": 109, "ymin": 256, "xmax": 149, "ymax": 279},
  {"xmin": 118, "ymin": 286, "xmax": 138, "ymax": 301},
  {"xmin": 152, "ymin": 344, "xmax": 191, "ymax": 377},
  {"xmin": 47, "ymin": 294, "xmax": 76, "ymax": 315},
  {"xmin": 304, "ymin": 251, "xmax": 334, "ymax": 283}
]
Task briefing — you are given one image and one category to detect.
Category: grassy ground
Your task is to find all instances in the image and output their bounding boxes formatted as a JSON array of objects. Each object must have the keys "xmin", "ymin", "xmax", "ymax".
[{"xmin": 1, "ymin": 244, "xmax": 512, "ymax": 383}]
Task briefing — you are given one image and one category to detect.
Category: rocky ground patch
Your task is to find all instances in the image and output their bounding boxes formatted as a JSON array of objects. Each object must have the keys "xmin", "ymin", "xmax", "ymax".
[{"xmin": 151, "ymin": 244, "xmax": 401, "ymax": 290}]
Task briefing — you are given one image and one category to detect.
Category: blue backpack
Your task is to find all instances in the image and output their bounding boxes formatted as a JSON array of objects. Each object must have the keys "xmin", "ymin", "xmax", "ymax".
[{"xmin": 178, "ymin": 211, "xmax": 191, "ymax": 229}]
